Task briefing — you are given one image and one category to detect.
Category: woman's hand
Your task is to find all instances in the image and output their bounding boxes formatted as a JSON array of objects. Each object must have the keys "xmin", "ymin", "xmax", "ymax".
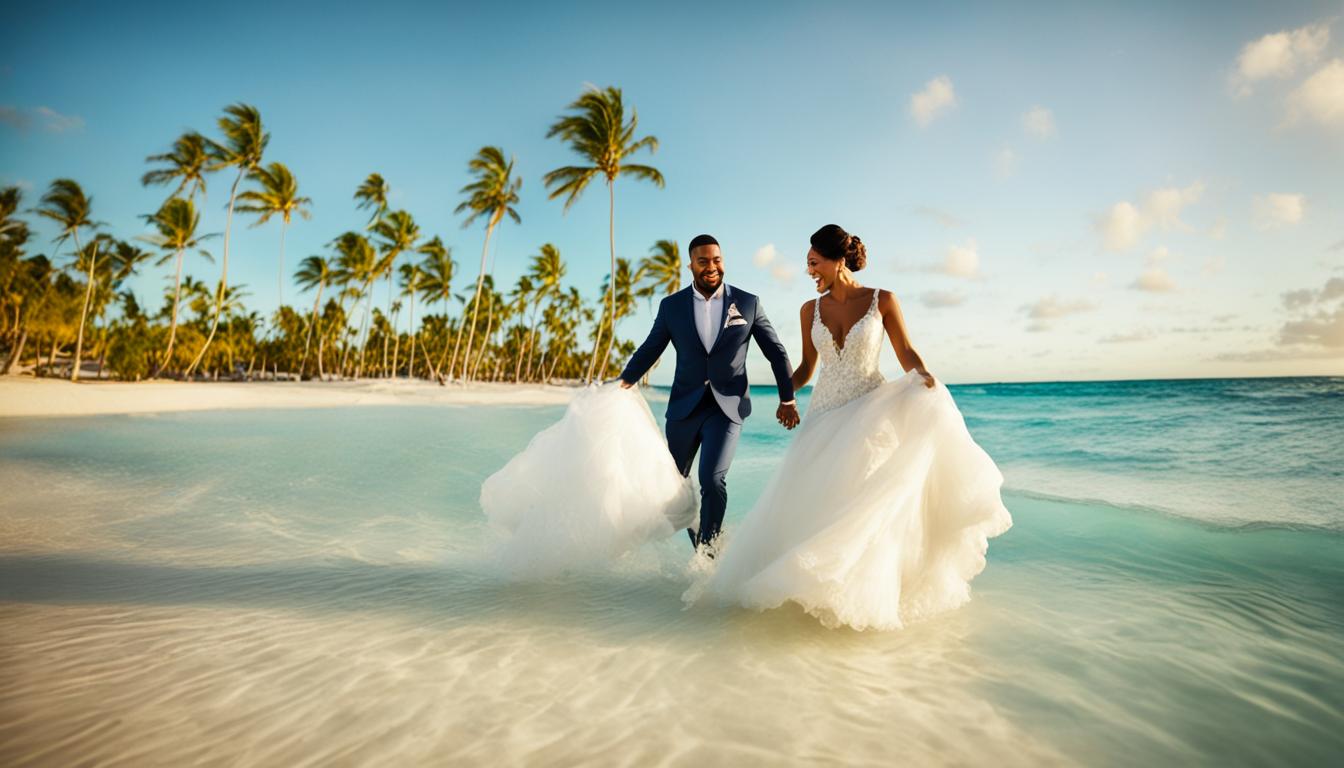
[{"xmin": 917, "ymin": 369, "xmax": 936, "ymax": 388}]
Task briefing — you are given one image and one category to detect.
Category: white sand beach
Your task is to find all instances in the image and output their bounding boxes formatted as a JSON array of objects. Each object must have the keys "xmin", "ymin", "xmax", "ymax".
[{"xmin": 0, "ymin": 376, "xmax": 583, "ymax": 418}]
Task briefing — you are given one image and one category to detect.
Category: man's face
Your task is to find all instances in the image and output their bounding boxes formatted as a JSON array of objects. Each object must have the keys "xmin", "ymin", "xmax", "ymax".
[{"xmin": 690, "ymin": 244, "xmax": 724, "ymax": 293}]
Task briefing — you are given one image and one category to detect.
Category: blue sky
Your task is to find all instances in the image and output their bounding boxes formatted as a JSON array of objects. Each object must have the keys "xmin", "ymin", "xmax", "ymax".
[{"xmin": 4, "ymin": 0, "xmax": 1342, "ymax": 383}]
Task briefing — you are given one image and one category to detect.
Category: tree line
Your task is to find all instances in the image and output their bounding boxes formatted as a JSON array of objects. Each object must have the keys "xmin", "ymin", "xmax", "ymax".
[{"xmin": 0, "ymin": 86, "xmax": 684, "ymax": 384}]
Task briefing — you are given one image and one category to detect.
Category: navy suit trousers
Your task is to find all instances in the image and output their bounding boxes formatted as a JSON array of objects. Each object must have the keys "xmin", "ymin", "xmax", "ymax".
[{"xmin": 665, "ymin": 387, "xmax": 741, "ymax": 548}]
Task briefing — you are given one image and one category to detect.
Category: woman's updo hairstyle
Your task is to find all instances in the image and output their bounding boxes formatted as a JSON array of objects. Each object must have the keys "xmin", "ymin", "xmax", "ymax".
[{"xmin": 810, "ymin": 224, "xmax": 866, "ymax": 272}]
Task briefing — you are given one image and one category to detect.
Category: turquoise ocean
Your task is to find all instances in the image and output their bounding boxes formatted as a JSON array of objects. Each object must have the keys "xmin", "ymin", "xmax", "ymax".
[{"xmin": 2, "ymin": 376, "xmax": 1342, "ymax": 765}]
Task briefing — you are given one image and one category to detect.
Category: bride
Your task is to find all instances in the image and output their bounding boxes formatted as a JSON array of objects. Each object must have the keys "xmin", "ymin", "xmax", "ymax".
[
  {"xmin": 689, "ymin": 224, "xmax": 1012, "ymax": 630},
  {"xmin": 480, "ymin": 224, "xmax": 1010, "ymax": 631}
]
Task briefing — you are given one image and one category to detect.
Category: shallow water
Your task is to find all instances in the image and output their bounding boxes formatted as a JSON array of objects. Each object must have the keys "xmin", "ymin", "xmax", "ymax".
[{"xmin": 2, "ymin": 378, "xmax": 1343, "ymax": 765}]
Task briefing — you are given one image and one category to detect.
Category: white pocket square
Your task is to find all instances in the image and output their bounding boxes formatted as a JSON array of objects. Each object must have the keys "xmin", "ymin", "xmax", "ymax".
[{"xmin": 725, "ymin": 317, "xmax": 748, "ymax": 327}]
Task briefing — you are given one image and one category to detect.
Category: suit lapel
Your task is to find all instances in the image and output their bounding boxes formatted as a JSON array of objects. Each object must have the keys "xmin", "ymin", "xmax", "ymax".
[{"xmin": 708, "ymin": 284, "xmax": 734, "ymax": 356}]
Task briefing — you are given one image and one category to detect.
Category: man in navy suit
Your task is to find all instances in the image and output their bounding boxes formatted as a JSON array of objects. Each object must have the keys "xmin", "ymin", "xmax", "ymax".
[{"xmin": 620, "ymin": 234, "xmax": 799, "ymax": 553}]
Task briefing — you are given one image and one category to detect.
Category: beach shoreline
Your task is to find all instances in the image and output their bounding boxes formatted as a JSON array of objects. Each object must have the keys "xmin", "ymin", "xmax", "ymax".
[{"xmin": 0, "ymin": 376, "xmax": 583, "ymax": 418}]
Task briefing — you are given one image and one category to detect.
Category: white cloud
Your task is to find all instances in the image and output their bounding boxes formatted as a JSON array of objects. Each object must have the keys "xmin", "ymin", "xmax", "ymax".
[
  {"xmin": 1232, "ymin": 23, "xmax": 1330, "ymax": 95},
  {"xmin": 0, "ymin": 104, "xmax": 85, "ymax": 133},
  {"xmin": 1101, "ymin": 329, "xmax": 1157, "ymax": 344},
  {"xmin": 1280, "ymin": 305, "xmax": 1344, "ymax": 348},
  {"xmin": 1250, "ymin": 277, "xmax": 1344, "ymax": 354},
  {"xmin": 1096, "ymin": 181, "xmax": 1204, "ymax": 252},
  {"xmin": 1097, "ymin": 201, "xmax": 1149, "ymax": 251},
  {"xmin": 921, "ymin": 290, "xmax": 966, "ymax": 308},
  {"xmin": 1287, "ymin": 59, "xmax": 1344, "ymax": 127},
  {"xmin": 913, "ymin": 206, "xmax": 965, "ymax": 229},
  {"xmin": 753, "ymin": 243, "xmax": 779, "ymax": 267},
  {"xmin": 910, "ymin": 75, "xmax": 957, "ymax": 127},
  {"xmin": 1023, "ymin": 295, "xmax": 1096, "ymax": 320},
  {"xmin": 1131, "ymin": 268, "xmax": 1176, "ymax": 292},
  {"xmin": 994, "ymin": 146, "xmax": 1018, "ymax": 178},
  {"xmin": 1145, "ymin": 182, "xmax": 1205, "ymax": 230},
  {"xmin": 1022, "ymin": 106, "xmax": 1056, "ymax": 139},
  {"xmin": 1092, "ymin": 272, "xmax": 1110, "ymax": 285},
  {"xmin": 940, "ymin": 239, "xmax": 980, "ymax": 278},
  {"xmin": 1202, "ymin": 254, "xmax": 1226, "ymax": 277},
  {"xmin": 1282, "ymin": 276, "xmax": 1344, "ymax": 308},
  {"xmin": 1254, "ymin": 193, "xmax": 1306, "ymax": 229},
  {"xmin": 1147, "ymin": 245, "xmax": 1172, "ymax": 264},
  {"xmin": 1208, "ymin": 217, "xmax": 1228, "ymax": 240}
]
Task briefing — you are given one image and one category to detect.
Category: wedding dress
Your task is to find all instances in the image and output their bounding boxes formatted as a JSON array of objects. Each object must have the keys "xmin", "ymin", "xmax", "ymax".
[
  {"xmin": 691, "ymin": 289, "xmax": 1013, "ymax": 630},
  {"xmin": 480, "ymin": 289, "xmax": 1011, "ymax": 629},
  {"xmin": 480, "ymin": 384, "xmax": 698, "ymax": 578}
]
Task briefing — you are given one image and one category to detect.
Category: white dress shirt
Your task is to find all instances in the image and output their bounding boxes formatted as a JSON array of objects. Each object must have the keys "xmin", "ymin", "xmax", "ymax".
[{"xmin": 691, "ymin": 284, "xmax": 794, "ymax": 416}]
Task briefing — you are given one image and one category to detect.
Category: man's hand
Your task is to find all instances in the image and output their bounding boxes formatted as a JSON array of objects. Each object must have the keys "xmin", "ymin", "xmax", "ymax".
[
  {"xmin": 618, "ymin": 379, "xmax": 635, "ymax": 389},
  {"xmin": 776, "ymin": 402, "xmax": 800, "ymax": 430}
]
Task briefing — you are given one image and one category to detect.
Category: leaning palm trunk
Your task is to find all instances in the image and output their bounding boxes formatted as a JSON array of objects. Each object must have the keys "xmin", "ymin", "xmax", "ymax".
[
  {"xmin": 382, "ymin": 273, "xmax": 394, "ymax": 378},
  {"xmin": 154, "ymin": 247, "xmax": 186, "ymax": 378},
  {"xmin": 586, "ymin": 300, "xmax": 609, "ymax": 383},
  {"xmin": 406, "ymin": 291, "xmax": 417, "ymax": 379},
  {"xmin": 595, "ymin": 182, "xmax": 619, "ymax": 381},
  {"xmin": 186, "ymin": 170, "xmax": 244, "ymax": 377},
  {"xmin": 70, "ymin": 234, "xmax": 93, "ymax": 381},
  {"xmin": 471, "ymin": 299, "xmax": 495, "ymax": 381},
  {"xmin": 457, "ymin": 220, "xmax": 496, "ymax": 382},
  {"xmin": 3, "ymin": 323, "xmax": 29, "ymax": 375},
  {"xmin": 355, "ymin": 280, "xmax": 375, "ymax": 378},
  {"xmin": 299, "ymin": 279, "xmax": 324, "ymax": 377},
  {"xmin": 523, "ymin": 298, "xmax": 547, "ymax": 381}
]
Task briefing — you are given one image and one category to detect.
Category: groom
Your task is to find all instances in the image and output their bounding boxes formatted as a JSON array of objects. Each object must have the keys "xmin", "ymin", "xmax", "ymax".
[{"xmin": 619, "ymin": 234, "xmax": 799, "ymax": 553}]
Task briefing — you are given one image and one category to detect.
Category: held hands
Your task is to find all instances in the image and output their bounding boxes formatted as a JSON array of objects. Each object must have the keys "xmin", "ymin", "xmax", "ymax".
[
  {"xmin": 777, "ymin": 402, "xmax": 800, "ymax": 430},
  {"xmin": 618, "ymin": 379, "xmax": 635, "ymax": 390},
  {"xmin": 917, "ymin": 369, "xmax": 936, "ymax": 389}
]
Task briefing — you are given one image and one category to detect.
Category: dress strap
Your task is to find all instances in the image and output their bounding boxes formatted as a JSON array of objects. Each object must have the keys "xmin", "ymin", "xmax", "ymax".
[{"xmin": 868, "ymin": 288, "xmax": 881, "ymax": 316}]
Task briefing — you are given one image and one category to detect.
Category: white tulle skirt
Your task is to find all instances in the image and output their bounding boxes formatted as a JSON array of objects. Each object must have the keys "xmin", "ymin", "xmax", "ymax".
[
  {"xmin": 480, "ymin": 384, "xmax": 698, "ymax": 578},
  {"xmin": 691, "ymin": 372, "xmax": 1013, "ymax": 631}
]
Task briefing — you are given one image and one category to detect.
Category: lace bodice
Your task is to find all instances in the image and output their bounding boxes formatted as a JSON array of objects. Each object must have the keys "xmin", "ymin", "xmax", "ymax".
[{"xmin": 808, "ymin": 289, "xmax": 886, "ymax": 418}]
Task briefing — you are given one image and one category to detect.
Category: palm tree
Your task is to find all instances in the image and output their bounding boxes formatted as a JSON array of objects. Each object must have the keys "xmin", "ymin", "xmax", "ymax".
[
  {"xmin": 142, "ymin": 132, "xmax": 210, "ymax": 203},
  {"xmin": 592, "ymin": 258, "xmax": 637, "ymax": 380},
  {"xmin": 293, "ymin": 254, "xmax": 331, "ymax": 378},
  {"xmin": 544, "ymin": 85, "xmax": 664, "ymax": 381},
  {"xmin": 398, "ymin": 261, "xmax": 426, "ymax": 378},
  {"xmin": 636, "ymin": 239, "xmax": 681, "ymax": 302},
  {"xmin": 354, "ymin": 173, "xmax": 389, "ymax": 230},
  {"xmin": 98, "ymin": 239, "xmax": 153, "ymax": 377},
  {"xmin": 236, "ymin": 161, "xmax": 311, "ymax": 309},
  {"xmin": 524, "ymin": 243, "xmax": 566, "ymax": 381},
  {"xmin": 139, "ymin": 198, "xmax": 215, "ymax": 377},
  {"xmin": 508, "ymin": 275, "xmax": 534, "ymax": 382},
  {"xmin": 331, "ymin": 231, "xmax": 378, "ymax": 378},
  {"xmin": 417, "ymin": 238, "xmax": 458, "ymax": 379},
  {"xmin": 187, "ymin": 103, "xmax": 269, "ymax": 377},
  {"xmin": 370, "ymin": 210, "xmax": 420, "ymax": 377},
  {"xmin": 34, "ymin": 179, "xmax": 102, "ymax": 381},
  {"xmin": 453, "ymin": 146, "xmax": 521, "ymax": 383},
  {"xmin": 632, "ymin": 239, "xmax": 681, "ymax": 385}
]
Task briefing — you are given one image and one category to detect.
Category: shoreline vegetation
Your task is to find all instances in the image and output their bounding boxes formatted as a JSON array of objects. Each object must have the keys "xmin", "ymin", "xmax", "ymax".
[{"xmin": 0, "ymin": 87, "xmax": 679, "ymax": 387}]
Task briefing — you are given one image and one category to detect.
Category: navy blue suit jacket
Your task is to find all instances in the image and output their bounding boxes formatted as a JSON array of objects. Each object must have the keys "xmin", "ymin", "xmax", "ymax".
[{"xmin": 620, "ymin": 284, "xmax": 794, "ymax": 424}]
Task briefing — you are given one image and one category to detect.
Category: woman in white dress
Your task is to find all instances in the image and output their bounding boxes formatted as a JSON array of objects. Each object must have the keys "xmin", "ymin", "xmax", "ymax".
[{"xmin": 691, "ymin": 224, "xmax": 1012, "ymax": 630}]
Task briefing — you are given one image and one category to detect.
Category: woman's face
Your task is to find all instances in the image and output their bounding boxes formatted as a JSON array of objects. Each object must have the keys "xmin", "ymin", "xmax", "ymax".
[{"xmin": 806, "ymin": 248, "xmax": 840, "ymax": 294}]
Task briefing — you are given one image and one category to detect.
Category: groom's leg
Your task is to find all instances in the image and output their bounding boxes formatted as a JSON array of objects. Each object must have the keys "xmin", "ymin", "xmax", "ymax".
[
  {"xmin": 695, "ymin": 409, "xmax": 741, "ymax": 548},
  {"xmin": 665, "ymin": 403, "xmax": 711, "ymax": 547}
]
